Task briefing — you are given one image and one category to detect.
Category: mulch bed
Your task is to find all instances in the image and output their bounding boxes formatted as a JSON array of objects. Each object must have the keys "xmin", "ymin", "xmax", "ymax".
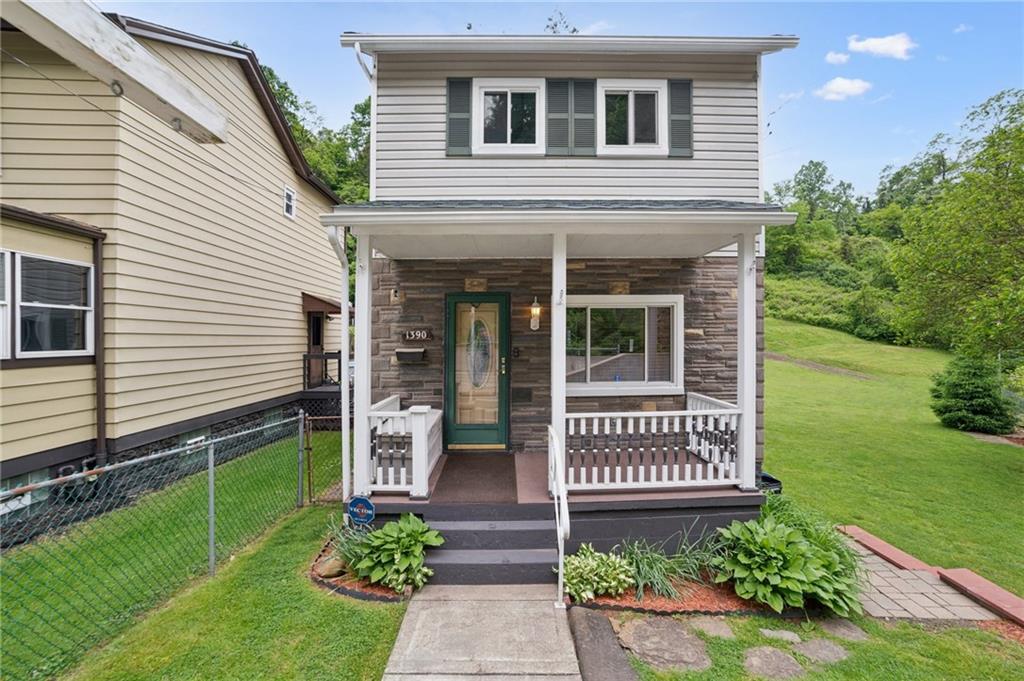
[
  {"xmin": 978, "ymin": 619, "xmax": 1024, "ymax": 646},
  {"xmin": 308, "ymin": 539, "xmax": 407, "ymax": 603},
  {"xmin": 583, "ymin": 580, "xmax": 780, "ymax": 617}
]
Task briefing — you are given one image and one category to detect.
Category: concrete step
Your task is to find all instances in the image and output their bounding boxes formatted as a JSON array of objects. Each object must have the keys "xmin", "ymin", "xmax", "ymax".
[
  {"xmin": 427, "ymin": 548, "xmax": 558, "ymax": 584},
  {"xmin": 430, "ymin": 519, "xmax": 556, "ymax": 550}
]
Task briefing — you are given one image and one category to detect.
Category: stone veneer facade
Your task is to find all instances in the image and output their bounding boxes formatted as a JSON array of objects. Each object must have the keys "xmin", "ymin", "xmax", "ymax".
[{"xmin": 370, "ymin": 257, "xmax": 764, "ymax": 463}]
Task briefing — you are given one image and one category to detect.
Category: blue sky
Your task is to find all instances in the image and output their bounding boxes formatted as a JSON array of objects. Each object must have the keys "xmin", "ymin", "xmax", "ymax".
[{"xmin": 99, "ymin": 1, "xmax": 1023, "ymax": 196}]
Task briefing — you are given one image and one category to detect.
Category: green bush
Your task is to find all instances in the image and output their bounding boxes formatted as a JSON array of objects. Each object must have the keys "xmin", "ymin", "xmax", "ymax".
[
  {"xmin": 765, "ymin": 276, "xmax": 854, "ymax": 333},
  {"xmin": 563, "ymin": 543, "xmax": 634, "ymax": 603},
  {"xmin": 713, "ymin": 495, "xmax": 862, "ymax": 617},
  {"xmin": 1005, "ymin": 365, "xmax": 1024, "ymax": 400},
  {"xmin": 330, "ymin": 513, "xmax": 444, "ymax": 593},
  {"xmin": 930, "ymin": 355, "xmax": 1017, "ymax": 434}
]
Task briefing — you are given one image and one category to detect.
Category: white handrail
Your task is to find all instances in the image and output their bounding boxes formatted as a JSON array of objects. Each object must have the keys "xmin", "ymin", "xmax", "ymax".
[{"xmin": 547, "ymin": 425, "xmax": 570, "ymax": 608}]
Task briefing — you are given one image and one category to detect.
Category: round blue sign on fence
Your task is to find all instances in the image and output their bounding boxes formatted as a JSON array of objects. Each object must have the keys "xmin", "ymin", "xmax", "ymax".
[{"xmin": 347, "ymin": 496, "xmax": 375, "ymax": 526}]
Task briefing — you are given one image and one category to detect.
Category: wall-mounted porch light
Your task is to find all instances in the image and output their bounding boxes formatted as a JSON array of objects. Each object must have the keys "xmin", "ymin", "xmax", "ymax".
[{"xmin": 530, "ymin": 296, "xmax": 542, "ymax": 331}]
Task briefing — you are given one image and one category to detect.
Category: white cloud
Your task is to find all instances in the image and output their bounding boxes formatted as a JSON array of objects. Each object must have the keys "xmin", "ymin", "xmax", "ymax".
[
  {"xmin": 870, "ymin": 92, "xmax": 894, "ymax": 104},
  {"xmin": 814, "ymin": 77, "xmax": 873, "ymax": 101},
  {"xmin": 578, "ymin": 20, "xmax": 613, "ymax": 35},
  {"xmin": 778, "ymin": 90, "xmax": 804, "ymax": 103},
  {"xmin": 953, "ymin": 23, "xmax": 973, "ymax": 34},
  {"xmin": 825, "ymin": 51, "xmax": 850, "ymax": 65},
  {"xmin": 847, "ymin": 33, "xmax": 918, "ymax": 60},
  {"xmin": 936, "ymin": 54, "xmax": 951, "ymax": 62}
]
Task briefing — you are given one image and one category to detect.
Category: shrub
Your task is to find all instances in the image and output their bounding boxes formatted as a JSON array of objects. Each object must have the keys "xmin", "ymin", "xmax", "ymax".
[
  {"xmin": 713, "ymin": 495, "xmax": 862, "ymax": 617},
  {"xmin": 712, "ymin": 517, "xmax": 817, "ymax": 613},
  {"xmin": 331, "ymin": 513, "xmax": 444, "ymax": 593},
  {"xmin": 762, "ymin": 494, "xmax": 862, "ymax": 617},
  {"xmin": 563, "ymin": 543, "xmax": 634, "ymax": 603},
  {"xmin": 930, "ymin": 355, "xmax": 1017, "ymax": 434}
]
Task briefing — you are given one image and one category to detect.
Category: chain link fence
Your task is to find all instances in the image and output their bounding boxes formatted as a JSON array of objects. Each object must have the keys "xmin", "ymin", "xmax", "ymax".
[{"xmin": 0, "ymin": 411, "xmax": 343, "ymax": 681}]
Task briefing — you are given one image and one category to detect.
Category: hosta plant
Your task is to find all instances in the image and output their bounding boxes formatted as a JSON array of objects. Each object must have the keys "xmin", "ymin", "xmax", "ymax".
[
  {"xmin": 712, "ymin": 517, "xmax": 820, "ymax": 613},
  {"xmin": 347, "ymin": 513, "xmax": 444, "ymax": 593},
  {"xmin": 563, "ymin": 543, "xmax": 634, "ymax": 603}
]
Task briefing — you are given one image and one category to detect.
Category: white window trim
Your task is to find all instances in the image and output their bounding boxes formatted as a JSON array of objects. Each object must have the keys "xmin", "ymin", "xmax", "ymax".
[
  {"xmin": 14, "ymin": 251, "xmax": 94, "ymax": 359},
  {"xmin": 596, "ymin": 79, "xmax": 669, "ymax": 157},
  {"xmin": 565, "ymin": 294, "xmax": 684, "ymax": 397},
  {"xmin": 471, "ymin": 78, "xmax": 546, "ymax": 156},
  {"xmin": 283, "ymin": 185, "xmax": 297, "ymax": 219},
  {"xmin": 0, "ymin": 250, "xmax": 10, "ymax": 360}
]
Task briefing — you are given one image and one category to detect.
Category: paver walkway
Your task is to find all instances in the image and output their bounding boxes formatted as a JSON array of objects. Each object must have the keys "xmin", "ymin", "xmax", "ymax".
[
  {"xmin": 382, "ymin": 585, "xmax": 582, "ymax": 680},
  {"xmin": 852, "ymin": 542, "xmax": 998, "ymax": 620}
]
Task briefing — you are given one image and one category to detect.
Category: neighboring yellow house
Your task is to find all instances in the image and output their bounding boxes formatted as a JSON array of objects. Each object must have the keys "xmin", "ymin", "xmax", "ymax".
[{"xmin": 0, "ymin": 15, "xmax": 343, "ymax": 484}]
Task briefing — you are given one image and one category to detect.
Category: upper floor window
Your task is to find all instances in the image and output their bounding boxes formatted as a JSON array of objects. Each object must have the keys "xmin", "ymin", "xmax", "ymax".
[
  {"xmin": 283, "ymin": 186, "xmax": 297, "ymax": 219},
  {"xmin": 14, "ymin": 253, "xmax": 94, "ymax": 358},
  {"xmin": 471, "ymin": 79, "xmax": 546, "ymax": 156},
  {"xmin": 596, "ymin": 80, "xmax": 669, "ymax": 156}
]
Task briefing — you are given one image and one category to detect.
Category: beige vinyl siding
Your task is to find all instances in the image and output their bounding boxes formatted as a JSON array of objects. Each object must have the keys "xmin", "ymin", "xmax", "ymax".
[
  {"xmin": 100, "ymin": 38, "xmax": 339, "ymax": 438},
  {"xmin": 0, "ymin": 33, "xmax": 119, "ymax": 227},
  {"xmin": 0, "ymin": 217, "xmax": 97, "ymax": 460},
  {"xmin": 374, "ymin": 52, "xmax": 760, "ymax": 200}
]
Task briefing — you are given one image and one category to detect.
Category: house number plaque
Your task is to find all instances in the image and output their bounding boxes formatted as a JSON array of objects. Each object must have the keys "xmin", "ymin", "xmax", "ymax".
[{"xmin": 403, "ymin": 328, "xmax": 433, "ymax": 341}]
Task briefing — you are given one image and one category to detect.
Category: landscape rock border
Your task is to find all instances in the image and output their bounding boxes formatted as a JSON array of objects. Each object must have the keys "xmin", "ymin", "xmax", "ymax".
[{"xmin": 308, "ymin": 539, "xmax": 407, "ymax": 603}]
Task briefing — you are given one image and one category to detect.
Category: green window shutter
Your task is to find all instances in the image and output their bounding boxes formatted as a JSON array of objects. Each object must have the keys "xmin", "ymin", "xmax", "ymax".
[
  {"xmin": 447, "ymin": 78, "xmax": 472, "ymax": 156},
  {"xmin": 546, "ymin": 79, "xmax": 571, "ymax": 155},
  {"xmin": 571, "ymin": 79, "xmax": 596, "ymax": 156},
  {"xmin": 669, "ymin": 79, "xmax": 693, "ymax": 157}
]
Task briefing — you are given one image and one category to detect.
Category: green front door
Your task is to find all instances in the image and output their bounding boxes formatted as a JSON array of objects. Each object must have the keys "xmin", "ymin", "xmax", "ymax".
[{"xmin": 444, "ymin": 293, "xmax": 510, "ymax": 449}]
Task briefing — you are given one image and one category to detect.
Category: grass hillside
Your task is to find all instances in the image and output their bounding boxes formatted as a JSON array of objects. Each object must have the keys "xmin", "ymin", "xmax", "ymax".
[{"xmin": 764, "ymin": 319, "xmax": 1024, "ymax": 596}]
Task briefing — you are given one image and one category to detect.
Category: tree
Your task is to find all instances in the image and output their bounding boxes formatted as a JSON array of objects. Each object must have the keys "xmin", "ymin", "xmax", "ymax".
[
  {"xmin": 545, "ymin": 10, "xmax": 579, "ymax": 34},
  {"xmin": 930, "ymin": 355, "xmax": 1017, "ymax": 434},
  {"xmin": 891, "ymin": 89, "xmax": 1024, "ymax": 353}
]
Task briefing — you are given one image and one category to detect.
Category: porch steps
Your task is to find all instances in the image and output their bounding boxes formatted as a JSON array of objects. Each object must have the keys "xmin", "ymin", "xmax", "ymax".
[
  {"xmin": 430, "ymin": 520, "xmax": 556, "ymax": 550},
  {"xmin": 427, "ymin": 548, "xmax": 558, "ymax": 585},
  {"xmin": 422, "ymin": 513, "xmax": 558, "ymax": 584}
]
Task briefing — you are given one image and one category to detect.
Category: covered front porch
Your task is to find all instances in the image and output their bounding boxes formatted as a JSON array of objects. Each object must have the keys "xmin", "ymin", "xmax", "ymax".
[{"xmin": 321, "ymin": 200, "xmax": 796, "ymax": 507}]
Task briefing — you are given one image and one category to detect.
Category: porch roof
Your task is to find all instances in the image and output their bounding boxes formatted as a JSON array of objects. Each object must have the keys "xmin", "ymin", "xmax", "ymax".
[{"xmin": 321, "ymin": 199, "xmax": 795, "ymax": 259}]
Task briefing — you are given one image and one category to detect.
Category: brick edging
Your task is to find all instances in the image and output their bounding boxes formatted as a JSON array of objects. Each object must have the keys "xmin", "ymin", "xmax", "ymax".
[{"xmin": 839, "ymin": 525, "xmax": 1024, "ymax": 627}]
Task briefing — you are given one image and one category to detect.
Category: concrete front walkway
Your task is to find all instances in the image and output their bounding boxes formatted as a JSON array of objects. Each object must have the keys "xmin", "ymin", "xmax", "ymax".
[{"xmin": 382, "ymin": 585, "xmax": 582, "ymax": 680}]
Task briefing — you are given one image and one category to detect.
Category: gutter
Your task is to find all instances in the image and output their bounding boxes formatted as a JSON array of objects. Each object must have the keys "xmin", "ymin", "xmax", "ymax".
[{"xmin": 94, "ymin": 233, "xmax": 107, "ymax": 466}]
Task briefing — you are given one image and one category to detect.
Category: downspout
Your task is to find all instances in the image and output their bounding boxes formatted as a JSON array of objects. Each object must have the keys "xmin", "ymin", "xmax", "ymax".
[
  {"xmin": 93, "ymin": 234, "xmax": 107, "ymax": 466},
  {"xmin": 327, "ymin": 226, "xmax": 351, "ymax": 504}
]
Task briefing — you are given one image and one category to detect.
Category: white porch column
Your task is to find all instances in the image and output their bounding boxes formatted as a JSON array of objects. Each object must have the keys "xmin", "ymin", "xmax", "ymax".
[
  {"xmin": 327, "ymin": 227, "xmax": 352, "ymax": 502},
  {"xmin": 550, "ymin": 233, "xmax": 567, "ymax": 489},
  {"xmin": 736, "ymin": 230, "xmax": 758, "ymax": 491},
  {"xmin": 353, "ymin": 234, "xmax": 373, "ymax": 496}
]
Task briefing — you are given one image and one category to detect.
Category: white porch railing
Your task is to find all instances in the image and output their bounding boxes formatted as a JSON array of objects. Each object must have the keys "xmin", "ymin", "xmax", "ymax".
[
  {"xmin": 547, "ymin": 425, "xmax": 570, "ymax": 608},
  {"xmin": 368, "ymin": 395, "xmax": 443, "ymax": 497},
  {"xmin": 563, "ymin": 392, "xmax": 741, "ymax": 491}
]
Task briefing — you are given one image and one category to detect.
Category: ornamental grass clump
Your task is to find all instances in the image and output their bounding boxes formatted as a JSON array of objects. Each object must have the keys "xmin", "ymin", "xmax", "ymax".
[
  {"xmin": 562, "ymin": 543, "xmax": 634, "ymax": 603},
  {"xmin": 328, "ymin": 513, "xmax": 444, "ymax": 593},
  {"xmin": 617, "ymin": 524, "xmax": 724, "ymax": 601},
  {"xmin": 713, "ymin": 494, "xmax": 862, "ymax": 617}
]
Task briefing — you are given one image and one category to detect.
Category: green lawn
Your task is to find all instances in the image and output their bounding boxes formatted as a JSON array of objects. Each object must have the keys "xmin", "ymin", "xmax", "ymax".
[
  {"xmin": 62, "ymin": 507, "xmax": 404, "ymax": 681},
  {"xmin": 1, "ymin": 429, "xmax": 342, "ymax": 680},
  {"xmin": 764, "ymin": 319, "xmax": 1024, "ymax": 595},
  {"xmin": 631, "ymin": 613, "xmax": 1024, "ymax": 680}
]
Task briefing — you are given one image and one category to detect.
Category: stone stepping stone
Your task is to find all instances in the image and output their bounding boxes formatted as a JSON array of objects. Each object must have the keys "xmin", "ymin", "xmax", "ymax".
[
  {"xmin": 617, "ymin": 616, "xmax": 712, "ymax": 672},
  {"xmin": 816, "ymin": 618, "xmax": 869, "ymax": 642},
  {"xmin": 759, "ymin": 628, "xmax": 802, "ymax": 643},
  {"xmin": 688, "ymin": 615, "xmax": 735, "ymax": 639},
  {"xmin": 744, "ymin": 646, "xmax": 805, "ymax": 679},
  {"xmin": 794, "ymin": 638, "xmax": 849, "ymax": 664}
]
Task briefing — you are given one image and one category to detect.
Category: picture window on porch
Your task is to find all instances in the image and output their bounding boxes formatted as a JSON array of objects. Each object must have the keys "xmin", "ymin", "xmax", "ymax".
[
  {"xmin": 471, "ymin": 78, "xmax": 545, "ymax": 155},
  {"xmin": 565, "ymin": 295, "xmax": 683, "ymax": 396}
]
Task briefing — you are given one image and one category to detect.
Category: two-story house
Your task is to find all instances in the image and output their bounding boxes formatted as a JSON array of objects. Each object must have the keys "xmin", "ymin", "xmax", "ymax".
[
  {"xmin": 321, "ymin": 33, "xmax": 798, "ymax": 583},
  {"xmin": 1, "ymin": 9, "xmax": 344, "ymax": 491}
]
